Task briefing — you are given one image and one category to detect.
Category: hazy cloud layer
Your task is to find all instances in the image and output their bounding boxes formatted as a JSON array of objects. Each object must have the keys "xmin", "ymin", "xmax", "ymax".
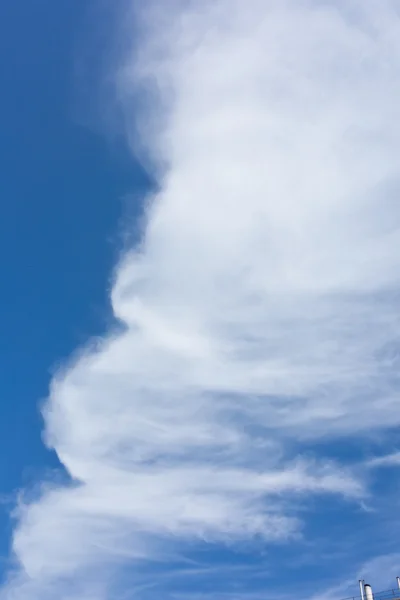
[{"xmin": 3, "ymin": 1, "xmax": 400, "ymax": 598}]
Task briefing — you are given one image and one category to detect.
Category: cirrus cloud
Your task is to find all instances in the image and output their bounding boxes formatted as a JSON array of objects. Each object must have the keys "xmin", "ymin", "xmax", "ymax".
[{"xmin": 3, "ymin": 1, "xmax": 400, "ymax": 599}]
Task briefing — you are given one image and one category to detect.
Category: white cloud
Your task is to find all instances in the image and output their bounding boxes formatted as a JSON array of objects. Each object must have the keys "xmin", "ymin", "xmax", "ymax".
[
  {"xmin": 367, "ymin": 452, "xmax": 400, "ymax": 468},
  {"xmin": 4, "ymin": 0, "xmax": 400, "ymax": 598}
]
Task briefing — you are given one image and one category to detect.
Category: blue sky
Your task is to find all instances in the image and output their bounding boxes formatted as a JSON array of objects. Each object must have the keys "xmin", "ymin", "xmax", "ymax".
[
  {"xmin": 0, "ymin": 0, "xmax": 147, "ymax": 575},
  {"xmin": 1, "ymin": 1, "xmax": 400, "ymax": 600}
]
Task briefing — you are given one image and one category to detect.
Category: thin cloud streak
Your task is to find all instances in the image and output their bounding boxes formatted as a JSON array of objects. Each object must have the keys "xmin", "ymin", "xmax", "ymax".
[
  {"xmin": 3, "ymin": 1, "xmax": 400, "ymax": 598},
  {"xmin": 367, "ymin": 452, "xmax": 400, "ymax": 467}
]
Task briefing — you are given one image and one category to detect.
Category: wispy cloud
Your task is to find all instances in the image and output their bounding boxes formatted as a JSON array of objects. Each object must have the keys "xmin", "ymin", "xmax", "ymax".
[
  {"xmin": 310, "ymin": 553, "xmax": 400, "ymax": 600},
  {"xmin": 3, "ymin": 0, "xmax": 400, "ymax": 598},
  {"xmin": 367, "ymin": 452, "xmax": 400, "ymax": 468}
]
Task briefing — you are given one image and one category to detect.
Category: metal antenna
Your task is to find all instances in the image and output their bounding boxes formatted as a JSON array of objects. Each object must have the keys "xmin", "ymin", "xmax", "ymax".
[{"xmin": 359, "ymin": 580, "xmax": 365, "ymax": 600}]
